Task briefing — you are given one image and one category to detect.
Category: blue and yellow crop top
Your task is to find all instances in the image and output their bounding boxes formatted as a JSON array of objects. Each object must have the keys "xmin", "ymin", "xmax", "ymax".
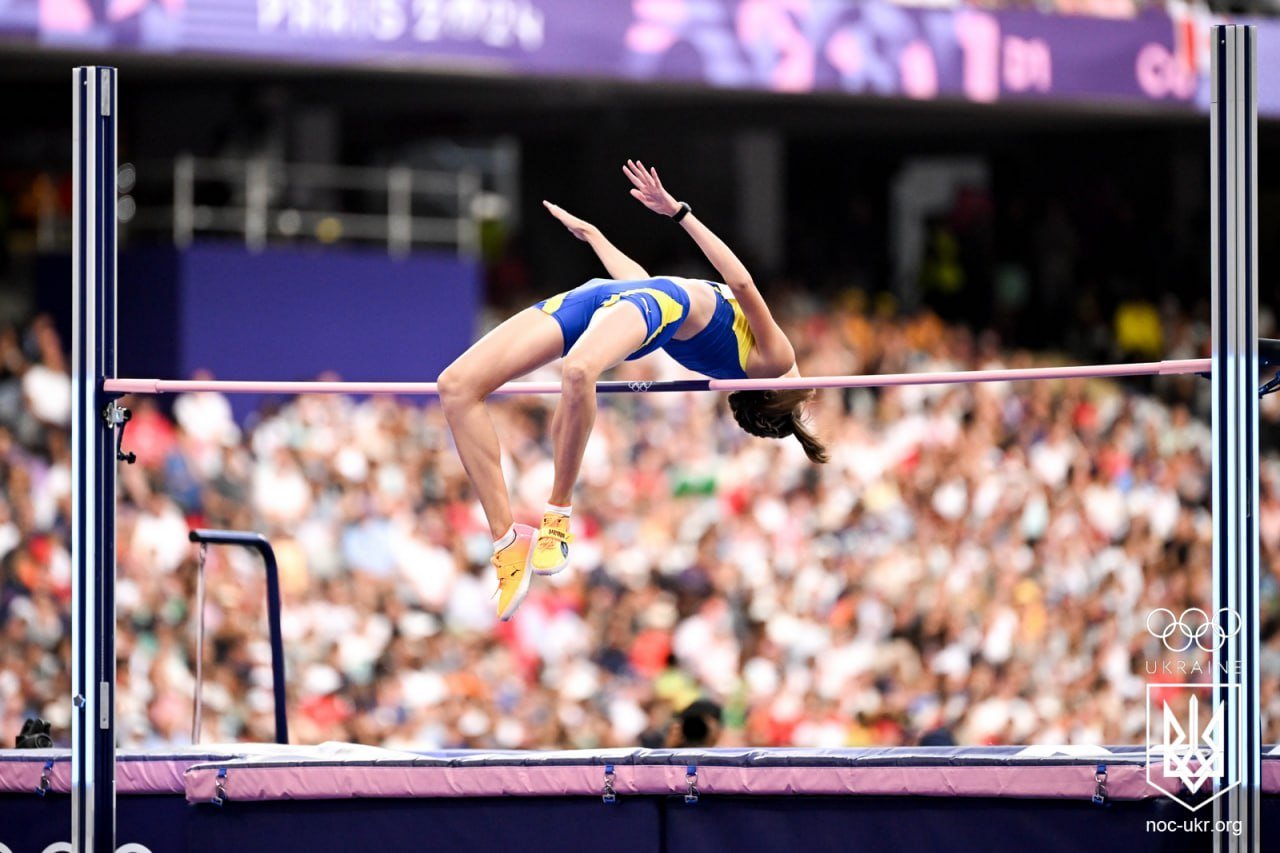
[
  {"xmin": 660, "ymin": 278, "xmax": 754, "ymax": 380},
  {"xmin": 535, "ymin": 277, "xmax": 755, "ymax": 380}
]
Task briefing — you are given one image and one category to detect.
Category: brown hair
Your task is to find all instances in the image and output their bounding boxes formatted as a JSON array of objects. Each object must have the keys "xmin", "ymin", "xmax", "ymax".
[{"xmin": 727, "ymin": 389, "xmax": 828, "ymax": 464}]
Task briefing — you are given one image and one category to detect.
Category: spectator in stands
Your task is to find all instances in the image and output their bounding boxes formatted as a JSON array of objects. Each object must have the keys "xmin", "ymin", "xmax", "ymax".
[{"xmin": 668, "ymin": 699, "xmax": 724, "ymax": 748}]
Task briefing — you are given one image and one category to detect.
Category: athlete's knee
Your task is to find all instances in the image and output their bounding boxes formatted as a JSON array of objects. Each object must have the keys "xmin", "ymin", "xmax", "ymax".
[
  {"xmin": 560, "ymin": 359, "xmax": 599, "ymax": 397},
  {"xmin": 437, "ymin": 364, "xmax": 479, "ymax": 408}
]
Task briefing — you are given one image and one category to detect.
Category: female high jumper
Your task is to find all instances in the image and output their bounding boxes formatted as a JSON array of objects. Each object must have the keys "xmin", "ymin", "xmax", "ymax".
[{"xmin": 438, "ymin": 160, "xmax": 827, "ymax": 621}]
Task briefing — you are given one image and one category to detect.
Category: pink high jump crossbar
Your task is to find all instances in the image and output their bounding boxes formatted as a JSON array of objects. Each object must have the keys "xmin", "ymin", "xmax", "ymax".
[{"xmin": 104, "ymin": 358, "xmax": 1211, "ymax": 397}]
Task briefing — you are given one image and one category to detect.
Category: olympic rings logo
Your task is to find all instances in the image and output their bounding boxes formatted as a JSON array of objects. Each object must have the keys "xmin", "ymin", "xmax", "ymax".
[
  {"xmin": 627, "ymin": 381, "xmax": 653, "ymax": 392},
  {"xmin": 1146, "ymin": 607, "xmax": 1242, "ymax": 652}
]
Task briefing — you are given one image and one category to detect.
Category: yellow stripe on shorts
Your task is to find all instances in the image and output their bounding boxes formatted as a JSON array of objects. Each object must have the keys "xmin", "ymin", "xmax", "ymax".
[
  {"xmin": 601, "ymin": 288, "xmax": 687, "ymax": 348},
  {"xmin": 540, "ymin": 290, "xmax": 570, "ymax": 315}
]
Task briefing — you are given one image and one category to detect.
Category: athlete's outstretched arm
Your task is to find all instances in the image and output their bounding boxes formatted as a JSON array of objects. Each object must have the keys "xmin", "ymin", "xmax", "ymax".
[
  {"xmin": 543, "ymin": 200, "xmax": 649, "ymax": 281},
  {"xmin": 622, "ymin": 160, "xmax": 752, "ymax": 289},
  {"xmin": 622, "ymin": 160, "xmax": 795, "ymax": 375}
]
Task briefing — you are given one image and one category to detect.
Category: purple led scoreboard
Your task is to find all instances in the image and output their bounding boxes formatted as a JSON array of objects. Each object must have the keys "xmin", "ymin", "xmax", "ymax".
[{"xmin": 3, "ymin": 0, "xmax": 1280, "ymax": 114}]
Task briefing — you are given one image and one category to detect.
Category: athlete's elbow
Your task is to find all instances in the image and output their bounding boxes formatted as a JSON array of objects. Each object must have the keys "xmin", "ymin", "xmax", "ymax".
[
  {"xmin": 724, "ymin": 276, "xmax": 755, "ymax": 294},
  {"xmin": 761, "ymin": 336, "xmax": 795, "ymax": 374}
]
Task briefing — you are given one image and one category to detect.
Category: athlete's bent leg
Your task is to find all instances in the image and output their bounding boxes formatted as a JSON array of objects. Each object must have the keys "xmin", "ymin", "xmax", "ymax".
[
  {"xmin": 532, "ymin": 304, "xmax": 647, "ymax": 575},
  {"xmin": 440, "ymin": 308, "xmax": 565, "ymax": 620},
  {"xmin": 438, "ymin": 308, "xmax": 564, "ymax": 539}
]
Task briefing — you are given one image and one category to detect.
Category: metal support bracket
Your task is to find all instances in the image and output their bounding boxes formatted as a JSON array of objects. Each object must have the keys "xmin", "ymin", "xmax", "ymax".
[
  {"xmin": 601, "ymin": 764, "xmax": 617, "ymax": 804},
  {"xmin": 684, "ymin": 765, "xmax": 699, "ymax": 805},
  {"xmin": 211, "ymin": 767, "xmax": 227, "ymax": 806},
  {"xmin": 103, "ymin": 400, "xmax": 135, "ymax": 464},
  {"xmin": 1092, "ymin": 765, "xmax": 1108, "ymax": 806},
  {"xmin": 35, "ymin": 760, "xmax": 53, "ymax": 797}
]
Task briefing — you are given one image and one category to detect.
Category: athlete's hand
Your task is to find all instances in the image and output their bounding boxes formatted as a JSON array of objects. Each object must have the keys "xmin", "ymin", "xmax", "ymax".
[
  {"xmin": 623, "ymin": 160, "xmax": 680, "ymax": 217},
  {"xmin": 543, "ymin": 200, "xmax": 599, "ymax": 242}
]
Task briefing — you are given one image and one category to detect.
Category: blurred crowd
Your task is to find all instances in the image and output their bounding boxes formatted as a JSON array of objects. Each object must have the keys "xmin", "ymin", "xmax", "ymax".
[{"xmin": 5, "ymin": 297, "xmax": 1280, "ymax": 753}]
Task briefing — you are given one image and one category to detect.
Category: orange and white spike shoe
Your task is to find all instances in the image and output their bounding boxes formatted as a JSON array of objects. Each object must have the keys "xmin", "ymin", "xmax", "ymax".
[
  {"xmin": 492, "ymin": 523, "xmax": 535, "ymax": 621},
  {"xmin": 531, "ymin": 511, "xmax": 573, "ymax": 576}
]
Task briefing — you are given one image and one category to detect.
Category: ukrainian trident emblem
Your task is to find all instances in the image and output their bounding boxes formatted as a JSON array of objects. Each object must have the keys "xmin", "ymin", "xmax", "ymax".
[{"xmin": 1146, "ymin": 683, "xmax": 1240, "ymax": 811}]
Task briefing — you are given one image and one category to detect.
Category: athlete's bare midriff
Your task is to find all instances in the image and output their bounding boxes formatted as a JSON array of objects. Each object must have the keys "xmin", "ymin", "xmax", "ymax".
[{"xmin": 670, "ymin": 279, "xmax": 717, "ymax": 341}]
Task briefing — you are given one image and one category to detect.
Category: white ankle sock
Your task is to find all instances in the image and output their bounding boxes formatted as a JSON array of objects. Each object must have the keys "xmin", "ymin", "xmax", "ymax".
[
  {"xmin": 493, "ymin": 525, "xmax": 516, "ymax": 552},
  {"xmin": 545, "ymin": 502, "xmax": 572, "ymax": 518}
]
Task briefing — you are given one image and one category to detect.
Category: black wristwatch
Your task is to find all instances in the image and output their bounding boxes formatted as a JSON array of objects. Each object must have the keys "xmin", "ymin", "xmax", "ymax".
[{"xmin": 671, "ymin": 202, "xmax": 691, "ymax": 223}]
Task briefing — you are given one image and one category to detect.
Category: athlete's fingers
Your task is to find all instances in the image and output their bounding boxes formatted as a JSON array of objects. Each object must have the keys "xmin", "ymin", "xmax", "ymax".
[{"xmin": 623, "ymin": 162, "xmax": 645, "ymax": 189}]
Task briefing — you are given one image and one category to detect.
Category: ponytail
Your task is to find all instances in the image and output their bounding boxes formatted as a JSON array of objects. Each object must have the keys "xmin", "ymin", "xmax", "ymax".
[{"xmin": 728, "ymin": 389, "xmax": 828, "ymax": 464}]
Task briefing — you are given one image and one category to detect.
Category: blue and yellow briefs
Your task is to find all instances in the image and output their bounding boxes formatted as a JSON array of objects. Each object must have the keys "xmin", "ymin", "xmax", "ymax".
[{"xmin": 534, "ymin": 277, "xmax": 755, "ymax": 380}]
